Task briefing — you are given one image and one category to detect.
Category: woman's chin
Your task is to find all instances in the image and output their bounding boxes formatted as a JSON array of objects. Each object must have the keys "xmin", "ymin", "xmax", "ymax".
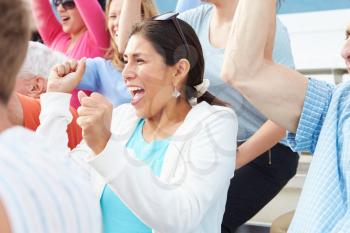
[{"xmin": 61, "ymin": 25, "xmax": 71, "ymax": 34}]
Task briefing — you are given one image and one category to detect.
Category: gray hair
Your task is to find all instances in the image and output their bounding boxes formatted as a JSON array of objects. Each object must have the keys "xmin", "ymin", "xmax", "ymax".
[{"xmin": 18, "ymin": 41, "xmax": 67, "ymax": 79}]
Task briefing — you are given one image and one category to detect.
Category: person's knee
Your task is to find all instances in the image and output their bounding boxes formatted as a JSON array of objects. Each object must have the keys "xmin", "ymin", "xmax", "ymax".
[{"xmin": 270, "ymin": 210, "xmax": 294, "ymax": 233}]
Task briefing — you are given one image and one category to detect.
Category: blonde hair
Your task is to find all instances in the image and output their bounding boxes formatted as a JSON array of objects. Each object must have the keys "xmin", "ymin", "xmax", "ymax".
[{"xmin": 105, "ymin": 0, "xmax": 158, "ymax": 70}]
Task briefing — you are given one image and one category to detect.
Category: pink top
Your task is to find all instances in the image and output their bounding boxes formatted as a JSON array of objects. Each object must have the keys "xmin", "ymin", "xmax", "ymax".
[{"xmin": 32, "ymin": 0, "xmax": 110, "ymax": 107}]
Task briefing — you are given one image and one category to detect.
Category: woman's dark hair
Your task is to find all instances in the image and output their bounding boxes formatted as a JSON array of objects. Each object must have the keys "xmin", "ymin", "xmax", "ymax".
[{"xmin": 129, "ymin": 18, "xmax": 227, "ymax": 106}]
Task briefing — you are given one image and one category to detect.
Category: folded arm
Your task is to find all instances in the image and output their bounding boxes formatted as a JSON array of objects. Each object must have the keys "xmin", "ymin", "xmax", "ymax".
[
  {"xmin": 221, "ymin": 0, "xmax": 308, "ymax": 132},
  {"xmin": 236, "ymin": 120, "xmax": 285, "ymax": 169}
]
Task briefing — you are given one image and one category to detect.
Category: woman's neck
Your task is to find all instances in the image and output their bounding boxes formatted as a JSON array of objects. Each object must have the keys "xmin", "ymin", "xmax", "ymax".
[
  {"xmin": 67, "ymin": 27, "xmax": 87, "ymax": 53},
  {"xmin": 209, "ymin": 0, "xmax": 238, "ymax": 48},
  {"xmin": 143, "ymin": 97, "xmax": 191, "ymax": 141},
  {"xmin": 212, "ymin": 0, "xmax": 238, "ymax": 23}
]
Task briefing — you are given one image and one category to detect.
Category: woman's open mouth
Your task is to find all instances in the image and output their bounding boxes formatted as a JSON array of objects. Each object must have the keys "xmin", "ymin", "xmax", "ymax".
[
  {"xmin": 61, "ymin": 16, "xmax": 70, "ymax": 23},
  {"xmin": 128, "ymin": 86, "xmax": 145, "ymax": 105}
]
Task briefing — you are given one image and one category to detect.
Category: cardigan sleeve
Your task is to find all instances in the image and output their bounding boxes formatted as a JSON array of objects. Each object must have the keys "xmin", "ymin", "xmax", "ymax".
[
  {"xmin": 88, "ymin": 108, "xmax": 237, "ymax": 232},
  {"xmin": 37, "ymin": 92, "xmax": 93, "ymax": 176},
  {"xmin": 32, "ymin": 0, "xmax": 63, "ymax": 46},
  {"xmin": 75, "ymin": 0, "xmax": 109, "ymax": 49},
  {"xmin": 37, "ymin": 92, "xmax": 72, "ymax": 155}
]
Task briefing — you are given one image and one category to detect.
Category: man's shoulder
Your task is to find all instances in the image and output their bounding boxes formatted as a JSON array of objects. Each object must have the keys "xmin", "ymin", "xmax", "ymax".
[
  {"xmin": 331, "ymin": 81, "xmax": 350, "ymax": 115},
  {"xmin": 334, "ymin": 81, "xmax": 350, "ymax": 97},
  {"xmin": 0, "ymin": 127, "xmax": 35, "ymax": 148},
  {"xmin": 0, "ymin": 126, "xmax": 58, "ymax": 161},
  {"xmin": 0, "ymin": 128, "xmax": 102, "ymax": 233}
]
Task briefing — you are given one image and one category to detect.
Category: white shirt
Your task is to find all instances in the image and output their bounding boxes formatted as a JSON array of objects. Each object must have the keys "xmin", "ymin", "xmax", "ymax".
[
  {"xmin": 38, "ymin": 92, "xmax": 238, "ymax": 233},
  {"xmin": 0, "ymin": 127, "xmax": 102, "ymax": 233}
]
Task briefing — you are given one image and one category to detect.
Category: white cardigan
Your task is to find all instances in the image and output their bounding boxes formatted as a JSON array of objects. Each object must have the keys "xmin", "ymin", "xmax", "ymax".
[{"xmin": 37, "ymin": 93, "xmax": 238, "ymax": 233}]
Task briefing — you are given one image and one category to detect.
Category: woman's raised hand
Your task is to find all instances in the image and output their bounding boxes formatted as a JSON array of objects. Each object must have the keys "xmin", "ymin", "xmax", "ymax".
[
  {"xmin": 77, "ymin": 91, "xmax": 113, "ymax": 155},
  {"xmin": 47, "ymin": 59, "xmax": 86, "ymax": 93}
]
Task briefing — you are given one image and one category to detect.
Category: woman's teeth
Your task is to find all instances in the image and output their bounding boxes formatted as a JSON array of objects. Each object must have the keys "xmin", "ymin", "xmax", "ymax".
[{"xmin": 129, "ymin": 87, "xmax": 143, "ymax": 92}]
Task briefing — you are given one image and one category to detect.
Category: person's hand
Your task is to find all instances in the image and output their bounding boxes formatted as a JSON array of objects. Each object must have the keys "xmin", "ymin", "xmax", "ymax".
[
  {"xmin": 47, "ymin": 59, "xmax": 86, "ymax": 93},
  {"xmin": 77, "ymin": 91, "xmax": 113, "ymax": 155}
]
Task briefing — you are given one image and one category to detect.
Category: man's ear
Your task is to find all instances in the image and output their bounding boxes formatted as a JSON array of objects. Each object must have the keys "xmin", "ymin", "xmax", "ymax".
[
  {"xmin": 173, "ymin": 58, "xmax": 191, "ymax": 87},
  {"xmin": 28, "ymin": 76, "xmax": 47, "ymax": 98}
]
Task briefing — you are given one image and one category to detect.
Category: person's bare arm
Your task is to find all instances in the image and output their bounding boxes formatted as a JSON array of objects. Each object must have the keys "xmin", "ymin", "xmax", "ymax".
[
  {"xmin": 236, "ymin": 120, "xmax": 285, "ymax": 169},
  {"xmin": 221, "ymin": 0, "xmax": 308, "ymax": 132},
  {"xmin": 0, "ymin": 201, "xmax": 11, "ymax": 233},
  {"xmin": 117, "ymin": 0, "xmax": 142, "ymax": 54}
]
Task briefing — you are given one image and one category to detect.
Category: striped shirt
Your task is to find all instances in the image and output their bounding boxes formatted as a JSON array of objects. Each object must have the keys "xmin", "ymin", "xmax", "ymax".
[
  {"xmin": 287, "ymin": 79, "xmax": 350, "ymax": 232},
  {"xmin": 0, "ymin": 127, "xmax": 101, "ymax": 233}
]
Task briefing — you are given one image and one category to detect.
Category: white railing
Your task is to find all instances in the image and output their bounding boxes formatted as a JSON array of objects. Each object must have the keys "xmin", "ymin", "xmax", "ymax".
[{"xmin": 298, "ymin": 67, "xmax": 348, "ymax": 84}]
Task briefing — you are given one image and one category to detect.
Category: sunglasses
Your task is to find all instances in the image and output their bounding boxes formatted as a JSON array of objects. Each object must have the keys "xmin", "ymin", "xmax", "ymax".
[
  {"xmin": 152, "ymin": 12, "xmax": 190, "ymax": 55},
  {"xmin": 54, "ymin": 0, "xmax": 75, "ymax": 10}
]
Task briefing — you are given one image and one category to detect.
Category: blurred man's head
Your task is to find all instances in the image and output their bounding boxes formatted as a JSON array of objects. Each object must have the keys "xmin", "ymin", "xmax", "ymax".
[
  {"xmin": 341, "ymin": 24, "xmax": 350, "ymax": 73},
  {"xmin": 0, "ymin": 0, "xmax": 30, "ymax": 230},
  {"xmin": 0, "ymin": 0, "xmax": 30, "ymax": 105},
  {"xmin": 16, "ymin": 42, "xmax": 67, "ymax": 98}
]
